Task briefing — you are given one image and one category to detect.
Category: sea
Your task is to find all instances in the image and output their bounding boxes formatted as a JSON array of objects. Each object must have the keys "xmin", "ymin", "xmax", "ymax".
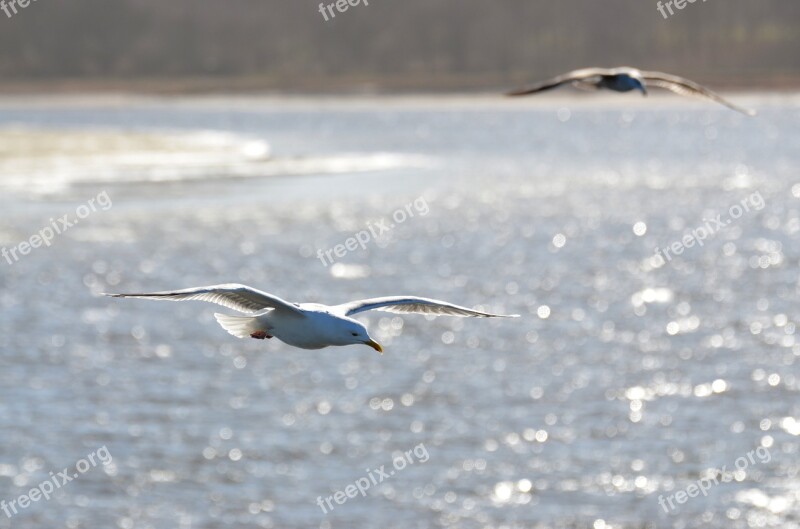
[{"xmin": 0, "ymin": 92, "xmax": 798, "ymax": 528}]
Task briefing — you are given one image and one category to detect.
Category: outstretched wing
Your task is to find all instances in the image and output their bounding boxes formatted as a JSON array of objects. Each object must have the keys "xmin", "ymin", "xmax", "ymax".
[
  {"xmin": 506, "ymin": 67, "xmax": 612, "ymax": 96},
  {"xmin": 335, "ymin": 296, "xmax": 519, "ymax": 318},
  {"xmin": 641, "ymin": 70, "xmax": 756, "ymax": 116},
  {"xmin": 105, "ymin": 283, "xmax": 303, "ymax": 315}
]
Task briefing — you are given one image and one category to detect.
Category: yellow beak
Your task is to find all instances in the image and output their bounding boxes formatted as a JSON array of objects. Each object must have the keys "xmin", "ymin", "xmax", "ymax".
[{"xmin": 365, "ymin": 339, "xmax": 383, "ymax": 354}]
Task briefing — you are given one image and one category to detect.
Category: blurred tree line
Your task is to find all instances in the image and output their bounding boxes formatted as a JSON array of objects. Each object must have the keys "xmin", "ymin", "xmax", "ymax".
[{"xmin": 0, "ymin": 0, "xmax": 797, "ymax": 90}]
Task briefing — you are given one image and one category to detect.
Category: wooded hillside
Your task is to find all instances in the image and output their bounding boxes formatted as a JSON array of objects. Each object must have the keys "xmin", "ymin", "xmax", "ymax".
[{"xmin": 1, "ymin": 0, "xmax": 797, "ymax": 90}]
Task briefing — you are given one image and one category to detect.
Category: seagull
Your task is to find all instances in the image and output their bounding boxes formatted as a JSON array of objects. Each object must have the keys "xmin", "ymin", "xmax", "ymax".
[
  {"xmin": 105, "ymin": 284, "xmax": 519, "ymax": 353},
  {"xmin": 507, "ymin": 66, "xmax": 756, "ymax": 116}
]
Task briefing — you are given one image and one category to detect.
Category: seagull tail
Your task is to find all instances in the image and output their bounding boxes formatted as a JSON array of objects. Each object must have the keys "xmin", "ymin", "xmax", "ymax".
[{"xmin": 214, "ymin": 313, "xmax": 266, "ymax": 339}]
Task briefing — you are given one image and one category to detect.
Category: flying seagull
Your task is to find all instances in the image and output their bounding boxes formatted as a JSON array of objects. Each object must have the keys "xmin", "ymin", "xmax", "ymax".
[
  {"xmin": 106, "ymin": 284, "xmax": 519, "ymax": 353},
  {"xmin": 507, "ymin": 66, "xmax": 756, "ymax": 116}
]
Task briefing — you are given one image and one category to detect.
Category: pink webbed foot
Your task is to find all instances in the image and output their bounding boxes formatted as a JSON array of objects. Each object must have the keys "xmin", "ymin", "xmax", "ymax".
[{"xmin": 250, "ymin": 331, "xmax": 273, "ymax": 340}]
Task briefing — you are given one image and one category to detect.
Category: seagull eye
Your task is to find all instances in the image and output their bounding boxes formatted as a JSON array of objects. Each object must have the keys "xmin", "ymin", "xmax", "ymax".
[{"xmin": 351, "ymin": 332, "xmax": 358, "ymax": 337}]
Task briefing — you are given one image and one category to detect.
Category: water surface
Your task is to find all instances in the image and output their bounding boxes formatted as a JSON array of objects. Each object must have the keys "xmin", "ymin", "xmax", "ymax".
[{"xmin": 0, "ymin": 94, "xmax": 799, "ymax": 529}]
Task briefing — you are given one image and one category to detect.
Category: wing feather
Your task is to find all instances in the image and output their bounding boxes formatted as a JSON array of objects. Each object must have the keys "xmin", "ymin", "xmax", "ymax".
[
  {"xmin": 641, "ymin": 70, "xmax": 756, "ymax": 116},
  {"xmin": 336, "ymin": 296, "xmax": 519, "ymax": 318},
  {"xmin": 105, "ymin": 284, "xmax": 302, "ymax": 315},
  {"xmin": 507, "ymin": 67, "xmax": 612, "ymax": 96}
]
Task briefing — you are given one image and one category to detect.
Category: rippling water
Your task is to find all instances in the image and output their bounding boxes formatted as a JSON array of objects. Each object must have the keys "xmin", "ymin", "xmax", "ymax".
[{"xmin": 0, "ymin": 94, "xmax": 799, "ymax": 529}]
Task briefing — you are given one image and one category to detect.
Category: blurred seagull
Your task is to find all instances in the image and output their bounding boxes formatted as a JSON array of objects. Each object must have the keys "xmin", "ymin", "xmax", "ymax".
[
  {"xmin": 507, "ymin": 66, "xmax": 756, "ymax": 116},
  {"xmin": 106, "ymin": 284, "xmax": 519, "ymax": 353}
]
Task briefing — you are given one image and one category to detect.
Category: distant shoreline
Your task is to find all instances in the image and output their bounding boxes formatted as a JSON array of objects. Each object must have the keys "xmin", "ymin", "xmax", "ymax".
[{"xmin": 1, "ymin": 71, "xmax": 799, "ymax": 96}]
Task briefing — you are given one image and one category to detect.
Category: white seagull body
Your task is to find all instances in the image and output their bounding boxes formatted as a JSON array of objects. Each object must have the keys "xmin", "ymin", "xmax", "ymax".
[
  {"xmin": 106, "ymin": 284, "xmax": 519, "ymax": 353},
  {"xmin": 507, "ymin": 66, "xmax": 756, "ymax": 116}
]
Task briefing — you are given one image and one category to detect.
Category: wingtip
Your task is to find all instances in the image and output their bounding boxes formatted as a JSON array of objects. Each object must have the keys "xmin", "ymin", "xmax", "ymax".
[{"xmin": 505, "ymin": 90, "xmax": 526, "ymax": 97}]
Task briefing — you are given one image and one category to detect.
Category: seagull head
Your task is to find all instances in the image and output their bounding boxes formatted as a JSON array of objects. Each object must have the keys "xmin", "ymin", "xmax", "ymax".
[
  {"xmin": 626, "ymin": 73, "xmax": 648, "ymax": 96},
  {"xmin": 341, "ymin": 320, "xmax": 383, "ymax": 354},
  {"xmin": 616, "ymin": 72, "xmax": 647, "ymax": 96}
]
